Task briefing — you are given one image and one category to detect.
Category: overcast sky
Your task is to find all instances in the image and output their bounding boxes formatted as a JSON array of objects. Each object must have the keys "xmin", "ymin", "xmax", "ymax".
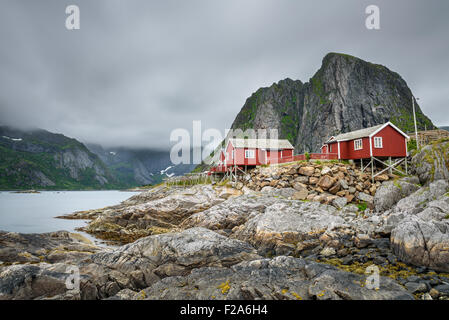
[{"xmin": 0, "ymin": 0, "xmax": 448, "ymax": 149}]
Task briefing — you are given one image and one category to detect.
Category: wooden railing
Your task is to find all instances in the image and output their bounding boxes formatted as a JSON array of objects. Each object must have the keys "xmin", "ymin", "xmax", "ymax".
[{"xmin": 266, "ymin": 153, "xmax": 338, "ymax": 164}]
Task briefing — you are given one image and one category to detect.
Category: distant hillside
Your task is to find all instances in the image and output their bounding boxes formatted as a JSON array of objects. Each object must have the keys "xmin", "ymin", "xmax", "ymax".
[
  {"xmin": 440, "ymin": 126, "xmax": 449, "ymax": 132},
  {"xmin": 86, "ymin": 144, "xmax": 196, "ymax": 185},
  {"xmin": 0, "ymin": 126, "xmax": 125, "ymax": 190}
]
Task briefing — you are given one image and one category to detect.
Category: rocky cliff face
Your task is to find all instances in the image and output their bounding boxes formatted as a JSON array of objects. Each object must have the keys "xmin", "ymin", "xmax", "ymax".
[
  {"xmin": 86, "ymin": 144, "xmax": 197, "ymax": 186},
  {"xmin": 231, "ymin": 53, "xmax": 435, "ymax": 153},
  {"xmin": 0, "ymin": 126, "xmax": 121, "ymax": 190}
]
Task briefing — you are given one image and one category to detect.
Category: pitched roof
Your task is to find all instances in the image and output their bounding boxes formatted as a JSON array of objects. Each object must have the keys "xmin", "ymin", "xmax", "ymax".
[
  {"xmin": 326, "ymin": 122, "xmax": 409, "ymax": 143},
  {"xmin": 228, "ymin": 138, "xmax": 294, "ymax": 150}
]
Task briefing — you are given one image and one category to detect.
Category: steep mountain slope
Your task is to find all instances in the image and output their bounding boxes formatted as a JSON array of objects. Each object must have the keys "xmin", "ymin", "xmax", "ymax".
[
  {"xmin": 231, "ymin": 53, "xmax": 435, "ymax": 153},
  {"xmin": 86, "ymin": 144, "xmax": 197, "ymax": 185},
  {"xmin": 0, "ymin": 126, "xmax": 123, "ymax": 190}
]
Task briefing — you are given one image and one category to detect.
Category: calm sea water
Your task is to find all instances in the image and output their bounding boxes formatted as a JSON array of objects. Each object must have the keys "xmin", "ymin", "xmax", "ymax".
[{"xmin": 0, "ymin": 191, "xmax": 137, "ymax": 244}]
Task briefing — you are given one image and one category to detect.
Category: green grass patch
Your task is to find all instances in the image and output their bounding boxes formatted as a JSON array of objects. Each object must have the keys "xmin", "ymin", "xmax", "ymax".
[{"xmin": 356, "ymin": 201, "xmax": 368, "ymax": 212}]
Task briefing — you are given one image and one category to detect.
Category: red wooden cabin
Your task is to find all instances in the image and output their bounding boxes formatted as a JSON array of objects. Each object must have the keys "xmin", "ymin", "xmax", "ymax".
[
  {"xmin": 322, "ymin": 122, "xmax": 409, "ymax": 160},
  {"xmin": 223, "ymin": 138, "xmax": 294, "ymax": 167}
]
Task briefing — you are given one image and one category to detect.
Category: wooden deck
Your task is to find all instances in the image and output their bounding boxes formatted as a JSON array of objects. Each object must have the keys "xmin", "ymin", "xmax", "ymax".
[{"xmin": 407, "ymin": 129, "xmax": 449, "ymax": 145}]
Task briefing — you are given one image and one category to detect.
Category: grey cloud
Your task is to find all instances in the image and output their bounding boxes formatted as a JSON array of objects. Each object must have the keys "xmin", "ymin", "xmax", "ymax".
[{"xmin": 0, "ymin": 0, "xmax": 448, "ymax": 149}]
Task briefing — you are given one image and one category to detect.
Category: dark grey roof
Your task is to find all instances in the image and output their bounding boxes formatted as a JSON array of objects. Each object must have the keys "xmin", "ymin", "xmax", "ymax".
[
  {"xmin": 327, "ymin": 123, "xmax": 385, "ymax": 142},
  {"xmin": 229, "ymin": 138, "xmax": 294, "ymax": 149}
]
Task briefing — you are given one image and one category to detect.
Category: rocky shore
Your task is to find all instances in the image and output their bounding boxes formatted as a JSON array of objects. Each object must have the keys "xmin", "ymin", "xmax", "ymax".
[{"xmin": 1, "ymin": 140, "xmax": 448, "ymax": 300}]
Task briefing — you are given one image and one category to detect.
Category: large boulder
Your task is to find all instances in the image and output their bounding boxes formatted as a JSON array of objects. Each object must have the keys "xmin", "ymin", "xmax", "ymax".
[
  {"xmin": 231, "ymin": 201, "xmax": 347, "ymax": 255},
  {"xmin": 391, "ymin": 216, "xmax": 449, "ymax": 272},
  {"xmin": 0, "ymin": 231, "xmax": 100, "ymax": 265},
  {"xmin": 317, "ymin": 175, "xmax": 336, "ymax": 190},
  {"xmin": 393, "ymin": 180, "xmax": 448, "ymax": 214},
  {"xmin": 141, "ymin": 256, "xmax": 413, "ymax": 300},
  {"xmin": 180, "ymin": 194, "xmax": 274, "ymax": 231},
  {"xmin": 81, "ymin": 228, "xmax": 260, "ymax": 298},
  {"xmin": 0, "ymin": 263, "xmax": 97, "ymax": 300},
  {"xmin": 81, "ymin": 185, "xmax": 226, "ymax": 243},
  {"xmin": 374, "ymin": 177, "xmax": 420, "ymax": 212},
  {"xmin": 411, "ymin": 140, "xmax": 449, "ymax": 185}
]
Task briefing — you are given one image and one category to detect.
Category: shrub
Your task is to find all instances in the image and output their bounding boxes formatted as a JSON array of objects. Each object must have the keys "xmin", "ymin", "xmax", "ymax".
[
  {"xmin": 357, "ymin": 201, "xmax": 367, "ymax": 212},
  {"xmin": 305, "ymin": 152, "xmax": 310, "ymax": 161}
]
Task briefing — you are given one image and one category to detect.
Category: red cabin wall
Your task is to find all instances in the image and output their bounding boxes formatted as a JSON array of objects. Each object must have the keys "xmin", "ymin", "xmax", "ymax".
[
  {"xmin": 225, "ymin": 145, "xmax": 294, "ymax": 166},
  {"xmin": 225, "ymin": 142, "xmax": 234, "ymax": 165},
  {"xmin": 234, "ymin": 148, "xmax": 263, "ymax": 165},
  {"xmin": 328, "ymin": 125, "xmax": 407, "ymax": 160},
  {"xmin": 371, "ymin": 125, "xmax": 407, "ymax": 158},
  {"xmin": 266, "ymin": 150, "xmax": 279, "ymax": 162},
  {"xmin": 281, "ymin": 149, "xmax": 293, "ymax": 159},
  {"xmin": 321, "ymin": 145, "xmax": 328, "ymax": 154},
  {"xmin": 326, "ymin": 142, "xmax": 340, "ymax": 157},
  {"xmin": 340, "ymin": 137, "xmax": 371, "ymax": 159},
  {"xmin": 266, "ymin": 149, "xmax": 293, "ymax": 163}
]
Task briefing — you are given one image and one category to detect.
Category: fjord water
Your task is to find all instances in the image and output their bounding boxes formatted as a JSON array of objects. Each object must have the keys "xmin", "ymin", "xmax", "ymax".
[{"xmin": 0, "ymin": 191, "xmax": 136, "ymax": 241}]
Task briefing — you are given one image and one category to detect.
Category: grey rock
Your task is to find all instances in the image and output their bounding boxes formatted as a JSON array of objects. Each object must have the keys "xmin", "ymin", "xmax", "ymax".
[
  {"xmin": 0, "ymin": 263, "xmax": 94, "ymax": 300},
  {"xmin": 374, "ymin": 179, "xmax": 420, "ymax": 212},
  {"xmin": 83, "ymin": 227, "xmax": 260, "ymax": 297},
  {"xmin": 332, "ymin": 197, "xmax": 348, "ymax": 209},
  {"xmin": 292, "ymin": 188, "xmax": 309, "ymax": 201},
  {"xmin": 232, "ymin": 201, "xmax": 345, "ymax": 255},
  {"xmin": 391, "ymin": 215, "xmax": 449, "ymax": 272},
  {"xmin": 393, "ymin": 180, "xmax": 448, "ymax": 214},
  {"xmin": 339, "ymin": 179, "xmax": 349, "ymax": 190},
  {"xmin": 180, "ymin": 194, "xmax": 274, "ymax": 231},
  {"xmin": 278, "ymin": 188, "xmax": 297, "ymax": 199},
  {"xmin": 142, "ymin": 256, "xmax": 413, "ymax": 300},
  {"xmin": 0, "ymin": 231, "xmax": 100, "ymax": 265},
  {"xmin": 411, "ymin": 141, "xmax": 449, "ymax": 185},
  {"xmin": 80, "ymin": 185, "xmax": 226, "ymax": 243},
  {"xmin": 405, "ymin": 282, "xmax": 428, "ymax": 294},
  {"xmin": 357, "ymin": 192, "xmax": 374, "ymax": 204},
  {"xmin": 434, "ymin": 284, "xmax": 449, "ymax": 296}
]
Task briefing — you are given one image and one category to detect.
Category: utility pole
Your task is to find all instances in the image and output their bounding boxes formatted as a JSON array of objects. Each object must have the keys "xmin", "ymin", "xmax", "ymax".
[{"xmin": 412, "ymin": 96, "xmax": 419, "ymax": 150}]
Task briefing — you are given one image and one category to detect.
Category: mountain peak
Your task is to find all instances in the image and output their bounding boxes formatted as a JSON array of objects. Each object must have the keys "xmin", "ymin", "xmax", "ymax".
[{"xmin": 230, "ymin": 53, "xmax": 434, "ymax": 153}]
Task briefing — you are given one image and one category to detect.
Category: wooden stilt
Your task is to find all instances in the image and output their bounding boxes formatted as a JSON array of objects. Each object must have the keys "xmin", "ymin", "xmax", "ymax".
[
  {"xmin": 405, "ymin": 157, "xmax": 408, "ymax": 175},
  {"xmin": 372, "ymin": 157, "xmax": 406, "ymax": 178},
  {"xmin": 388, "ymin": 157, "xmax": 392, "ymax": 174}
]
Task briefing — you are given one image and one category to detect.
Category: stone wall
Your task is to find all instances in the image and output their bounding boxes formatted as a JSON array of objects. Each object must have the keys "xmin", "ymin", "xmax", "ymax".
[{"xmin": 238, "ymin": 161, "xmax": 394, "ymax": 208}]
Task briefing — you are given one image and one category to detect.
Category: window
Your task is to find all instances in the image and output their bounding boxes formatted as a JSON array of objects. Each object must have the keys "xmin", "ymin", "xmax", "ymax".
[
  {"xmin": 374, "ymin": 137, "xmax": 383, "ymax": 148},
  {"xmin": 280, "ymin": 151, "xmax": 283, "ymax": 158},
  {"xmin": 245, "ymin": 149, "xmax": 255, "ymax": 159},
  {"xmin": 354, "ymin": 139, "xmax": 363, "ymax": 150},
  {"xmin": 329, "ymin": 144, "xmax": 332, "ymax": 152},
  {"xmin": 232, "ymin": 150, "xmax": 235, "ymax": 159}
]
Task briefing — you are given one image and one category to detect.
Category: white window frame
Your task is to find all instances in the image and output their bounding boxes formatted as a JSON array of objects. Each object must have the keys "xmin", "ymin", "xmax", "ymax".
[
  {"xmin": 374, "ymin": 136, "xmax": 383, "ymax": 148},
  {"xmin": 232, "ymin": 150, "xmax": 235, "ymax": 159},
  {"xmin": 329, "ymin": 144, "xmax": 332, "ymax": 153},
  {"xmin": 354, "ymin": 139, "xmax": 363, "ymax": 151},
  {"xmin": 245, "ymin": 149, "xmax": 255, "ymax": 159}
]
